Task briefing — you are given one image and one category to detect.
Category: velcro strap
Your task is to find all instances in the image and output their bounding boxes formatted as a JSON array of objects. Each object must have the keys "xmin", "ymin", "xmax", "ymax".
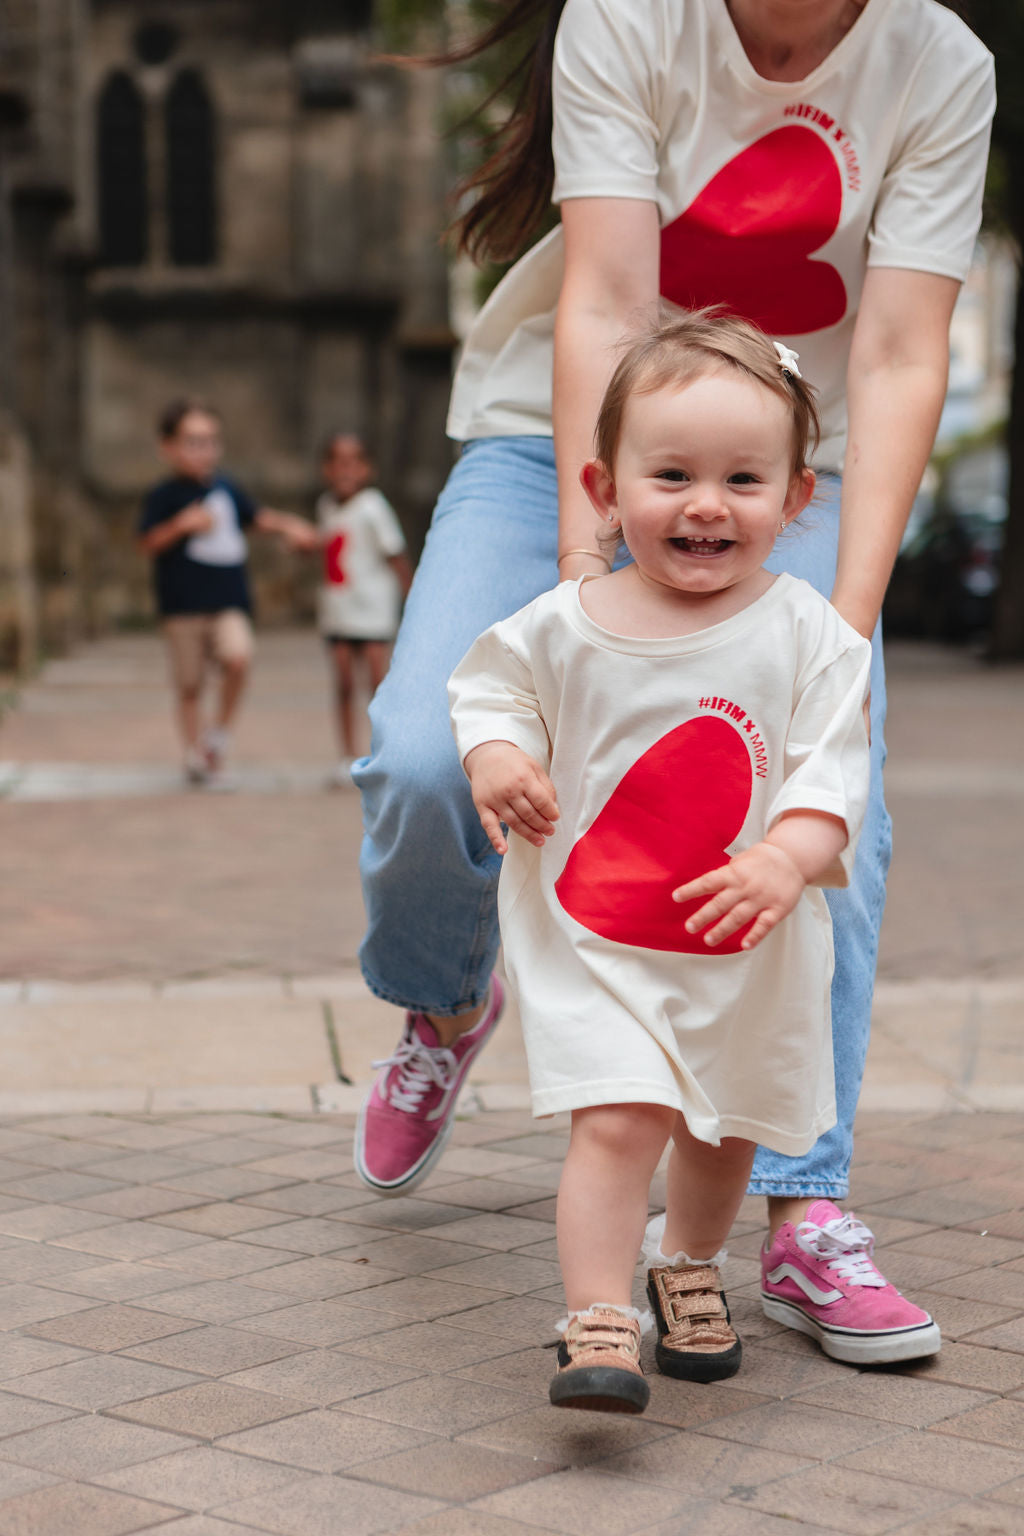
[
  {"xmin": 666, "ymin": 1290, "xmax": 727, "ymax": 1322},
  {"xmin": 661, "ymin": 1266, "xmax": 721, "ymax": 1295}
]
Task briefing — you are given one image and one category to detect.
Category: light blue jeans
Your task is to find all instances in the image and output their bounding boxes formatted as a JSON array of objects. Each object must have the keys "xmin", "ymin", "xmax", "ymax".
[{"xmin": 354, "ymin": 436, "xmax": 891, "ymax": 1199}]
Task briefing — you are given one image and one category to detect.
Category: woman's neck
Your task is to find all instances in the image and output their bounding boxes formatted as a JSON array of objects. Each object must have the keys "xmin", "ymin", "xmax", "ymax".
[{"xmin": 725, "ymin": 0, "xmax": 867, "ymax": 81}]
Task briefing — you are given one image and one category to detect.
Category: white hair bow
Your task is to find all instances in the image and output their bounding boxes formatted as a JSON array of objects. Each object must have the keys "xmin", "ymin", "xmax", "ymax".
[{"xmin": 773, "ymin": 342, "xmax": 802, "ymax": 379}]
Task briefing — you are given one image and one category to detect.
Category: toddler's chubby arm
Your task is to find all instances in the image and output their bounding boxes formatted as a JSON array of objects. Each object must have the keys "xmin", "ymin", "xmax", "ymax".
[
  {"xmin": 671, "ymin": 810, "xmax": 848, "ymax": 952},
  {"xmin": 464, "ymin": 741, "xmax": 560, "ymax": 856}
]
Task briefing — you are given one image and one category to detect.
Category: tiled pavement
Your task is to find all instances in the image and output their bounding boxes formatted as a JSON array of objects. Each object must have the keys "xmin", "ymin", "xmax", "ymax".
[
  {"xmin": 3, "ymin": 634, "xmax": 1024, "ymax": 1531},
  {"xmin": 0, "ymin": 1106, "xmax": 1019, "ymax": 1533}
]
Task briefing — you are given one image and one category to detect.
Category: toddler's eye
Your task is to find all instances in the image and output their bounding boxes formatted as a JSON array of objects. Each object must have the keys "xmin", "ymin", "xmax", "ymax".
[
  {"xmin": 727, "ymin": 473, "xmax": 761, "ymax": 486},
  {"xmin": 656, "ymin": 469, "xmax": 687, "ymax": 482}
]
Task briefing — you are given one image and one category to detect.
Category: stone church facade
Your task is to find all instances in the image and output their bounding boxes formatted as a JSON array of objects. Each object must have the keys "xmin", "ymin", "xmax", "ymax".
[{"xmin": 0, "ymin": 0, "xmax": 455, "ymax": 669}]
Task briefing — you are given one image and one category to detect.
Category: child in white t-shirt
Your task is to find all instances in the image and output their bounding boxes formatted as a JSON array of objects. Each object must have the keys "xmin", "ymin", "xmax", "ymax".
[
  {"xmin": 301, "ymin": 435, "xmax": 412, "ymax": 784},
  {"xmin": 448, "ymin": 310, "xmax": 871, "ymax": 1415}
]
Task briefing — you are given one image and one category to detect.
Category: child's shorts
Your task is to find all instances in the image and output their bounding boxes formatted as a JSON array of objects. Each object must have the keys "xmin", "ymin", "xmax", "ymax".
[{"xmin": 163, "ymin": 610, "xmax": 253, "ymax": 693}]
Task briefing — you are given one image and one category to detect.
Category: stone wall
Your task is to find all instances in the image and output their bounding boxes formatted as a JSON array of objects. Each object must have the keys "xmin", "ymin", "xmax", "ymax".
[{"xmin": 0, "ymin": 0, "xmax": 457, "ymax": 663}]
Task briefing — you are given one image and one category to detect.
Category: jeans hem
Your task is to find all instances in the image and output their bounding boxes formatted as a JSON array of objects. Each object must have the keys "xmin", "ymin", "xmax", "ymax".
[
  {"xmin": 357, "ymin": 959, "xmax": 494, "ymax": 1019},
  {"xmin": 745, "ymin": 1182, "xmax": 849, "ymax": 1201}
]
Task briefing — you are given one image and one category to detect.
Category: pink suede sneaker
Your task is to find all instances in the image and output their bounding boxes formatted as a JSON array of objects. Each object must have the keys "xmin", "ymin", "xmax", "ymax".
[
  {"xmin": 761, "ymin": 1199, "xmax": 941, "ymax": 1364},
  {"xmin": 353, "ymin": 976, "xmax": 504, "ymax": 1195}
]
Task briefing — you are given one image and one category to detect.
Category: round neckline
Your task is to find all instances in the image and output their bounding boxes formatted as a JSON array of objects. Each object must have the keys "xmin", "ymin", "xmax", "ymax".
[
  {"xmin": 568, "ymin": 571, "xmax": 795, "ymax": 656},
  {"xmin": 709, "ymin": 0, "xmax": 893, "ymax": 94}
]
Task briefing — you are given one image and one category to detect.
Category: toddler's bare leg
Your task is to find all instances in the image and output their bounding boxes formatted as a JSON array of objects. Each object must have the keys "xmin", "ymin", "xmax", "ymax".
[
  {"xmin": 329, "ymin": 641, "xmax": 358, "ymax": 758},
  {"xmin": 177, "ymin": 685, "xmax": 202, "ymax": 752},
  {"xmin": 364, "ymin": 640, "xmax": 392, "ymax": 698},
  {"xmin": 662, "ymin": 1118, "xmax": 756, "ymax": 1259},
  {"xmin": 558, "ymin": 1103, "xmax": 676, "ymax": 1311},
  {"xmin": 216, "ymin": 655, "xmax": 248, "ymax": 732}
]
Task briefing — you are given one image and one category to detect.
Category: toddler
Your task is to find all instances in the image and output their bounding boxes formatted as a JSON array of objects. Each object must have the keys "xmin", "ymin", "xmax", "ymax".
[
  {"xmin": 311, "ymin": 434, "xmax": 412, "ymax": 785},
  {"xmin": 448, "ymin": 311, "xmax": 871, "ymax": 1413}
]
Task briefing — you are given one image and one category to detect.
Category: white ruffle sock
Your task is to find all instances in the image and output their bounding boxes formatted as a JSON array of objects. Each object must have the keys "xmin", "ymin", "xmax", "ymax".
[{"xmin": 642, "ymin": 1212, "xmax": 727, "ymax": 1270}]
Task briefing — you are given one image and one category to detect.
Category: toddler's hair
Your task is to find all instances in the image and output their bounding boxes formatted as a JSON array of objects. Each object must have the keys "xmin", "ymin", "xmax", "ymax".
[
  {"xmin": 321, "ymin": 430, "xmax": 370, "ymax": 462},
  {"xmin": 595, "ymin": 306, "xmax": 820, "ymax": 478},
  {"xmin": 157, "ymin": 397, "xmax": 221, "ymax": 441}
]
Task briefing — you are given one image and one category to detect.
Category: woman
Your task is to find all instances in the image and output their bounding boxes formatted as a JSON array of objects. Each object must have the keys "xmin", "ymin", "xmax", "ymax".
[{"xmin": 352, "ymin": 0, "xmax": 994, "ymax": 1364}]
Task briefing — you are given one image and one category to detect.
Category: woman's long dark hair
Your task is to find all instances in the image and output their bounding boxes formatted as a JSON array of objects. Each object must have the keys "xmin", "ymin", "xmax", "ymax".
[{"xmin": 413, "ymin": 0, "xmax": 568, "ymax": 264}]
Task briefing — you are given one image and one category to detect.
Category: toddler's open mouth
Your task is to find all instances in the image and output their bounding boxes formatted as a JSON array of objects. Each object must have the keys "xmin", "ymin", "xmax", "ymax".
[{"xmin": 670, "ymin": 536, "xmax": 732, "ymax": 555}]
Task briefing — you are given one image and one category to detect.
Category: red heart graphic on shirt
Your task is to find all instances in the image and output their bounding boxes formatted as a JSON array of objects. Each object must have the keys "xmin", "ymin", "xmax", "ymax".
[
  {"xmin": 555, "ymin": 714, "xmax": 754, "ymax": 954},
  {"xmin": 325, "ymin": 532, "xmax": 347, "ymax": 585},
  {"xmin": 660, "ymin": 125, "xmax": 846, "ymax": 335}
]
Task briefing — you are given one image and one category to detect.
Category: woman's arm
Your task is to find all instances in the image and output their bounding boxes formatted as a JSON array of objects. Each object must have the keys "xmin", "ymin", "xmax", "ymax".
[
  {"xmin": 553, "ymin": 198, "xmax": 661, "ymax": 581},
  {"xmin": 832, "ymin": 266, "xmax": 959, "ymax": 639}
]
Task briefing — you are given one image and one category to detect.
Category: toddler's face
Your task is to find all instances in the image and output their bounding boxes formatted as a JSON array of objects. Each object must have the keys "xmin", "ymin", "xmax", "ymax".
[
  {"xmin": 600, "ymin": 373, "xmax": 812, "ymax": 605},
  {"xmin": 323, "ymin": 437, "xmax": 372, "ymax": 501},
  {"xmin": 162, "ymin": 410, "xmax": 223, "ymax": 483}
]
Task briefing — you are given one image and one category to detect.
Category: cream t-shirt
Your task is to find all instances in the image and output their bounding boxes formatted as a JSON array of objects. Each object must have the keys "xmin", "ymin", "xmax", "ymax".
[
  {"xmin": 447, "ymin": 0, "xmax": 994, "ymax": 470},
  {"xmin": 316, "ymin": 488, "xmax": 407, "ymax": 640},
  {"xmin": 448, "ymin": 575, "xmax": 871, "ymax": 1151}
]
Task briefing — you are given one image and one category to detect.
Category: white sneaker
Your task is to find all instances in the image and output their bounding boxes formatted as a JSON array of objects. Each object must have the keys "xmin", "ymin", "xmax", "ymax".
[{"xmin": 183, "ymin": 747, "xmax": 208, "ymax": 786}]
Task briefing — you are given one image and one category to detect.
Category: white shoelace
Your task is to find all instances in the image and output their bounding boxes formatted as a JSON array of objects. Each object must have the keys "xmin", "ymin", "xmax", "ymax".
[
  {"xmin": 371, "ymin": 1030, "xmax": 456, "ymax": 1114},
  {"xmin": 794, "ymin": 1212, "xmax": 886, "ymax": 1288}
]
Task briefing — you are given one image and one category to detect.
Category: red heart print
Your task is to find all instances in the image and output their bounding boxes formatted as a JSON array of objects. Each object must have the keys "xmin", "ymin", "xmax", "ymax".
[
  {"xmin": 325, "ymin": 532, "xmax": 347, "ymax": 585},
  {"xmin": 660, "ymin": 125, "xmax": 846, "ymax": 335},
  {"xmin": 555, "ymin": 714, "xmax": 754, "ymax": 954}
]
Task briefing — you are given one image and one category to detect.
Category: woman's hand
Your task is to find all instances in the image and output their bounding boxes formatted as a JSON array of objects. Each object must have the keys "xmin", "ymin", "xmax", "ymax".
[{"xmin": 464, "ymin": 741, "xmax": 560, "ymax": 854}]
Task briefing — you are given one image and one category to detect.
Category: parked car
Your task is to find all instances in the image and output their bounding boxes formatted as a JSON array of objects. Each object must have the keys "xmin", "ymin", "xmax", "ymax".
[{"xmin": 884, "ymin": 444, "xmax": 1006, "ymax": 642}]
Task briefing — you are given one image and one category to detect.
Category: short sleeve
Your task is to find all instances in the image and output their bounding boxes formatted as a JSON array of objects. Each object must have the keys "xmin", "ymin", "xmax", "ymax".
[
  {"xmin": 225, "ymin": 478, "xmax": 258, "ymax": 528},
  {"xmin": 448, "ymin": 616, "xmax": 552, "ymax": 770},
  {"xmin": 365, "ymin": 491, "xmax": 407, "ymax": 560},
  {"xmin": 867, "ymin": 43, "xmax": 994, "ymax": 281},
  {"xmin": 551, "ymin": 0, "xmax": 668, "ymax": 204},
  {"xmin": 138, "ymin": 486, "xmax": 169, "ymax": 535},
  {"xmin": 766, "ymin": 640, "xmax": 872, "ymax": 889}
]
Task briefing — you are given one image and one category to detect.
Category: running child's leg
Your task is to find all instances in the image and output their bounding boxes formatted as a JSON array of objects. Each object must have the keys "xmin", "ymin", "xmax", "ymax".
[
  {"xmin": 364, "ymin": 640, "xmax": 391, "ymax": 699},
  {"xmin": 550, "ymin": 1102, "xmax": 672, "ymax": 1415},
  {"xmin": 557, "ymin": 1103, "xmax": 675, "ymax": 1311},
  {"xmin": 328, "ymin": 639, "xmax": 359, "ymax": 758},
  {"xmin": 643, "ymin": 1117, "xmax": 753, "ymax": 1384},
  {"xmin": 662, "ymin": 1118, "xmax": 757, "ymax": 1260},
  {"xmin": 163, "ymin": 617, "xmax": 206, "ymax": 782}
]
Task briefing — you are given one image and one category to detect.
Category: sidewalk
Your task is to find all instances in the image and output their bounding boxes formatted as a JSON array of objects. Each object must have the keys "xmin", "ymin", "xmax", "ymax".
[
  {"xmin": 0, "ymin": 631, "xmax": 1022, "ymax": 1534},
  {"xmin": 1, "ymin": 630, "xmax": 1022, "ymax": 1114}
]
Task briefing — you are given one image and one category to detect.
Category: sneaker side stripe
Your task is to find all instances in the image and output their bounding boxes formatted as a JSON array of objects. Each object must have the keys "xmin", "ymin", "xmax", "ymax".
[{"xmin": 765, "ymin": 1262, "xmax": 843, "ymax": 1305}]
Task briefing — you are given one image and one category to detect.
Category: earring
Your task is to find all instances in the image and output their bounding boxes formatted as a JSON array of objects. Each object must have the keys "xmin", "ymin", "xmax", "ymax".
[{"xmin": 778, "ymin": 518, "xmax": 787, "ymax": 532}]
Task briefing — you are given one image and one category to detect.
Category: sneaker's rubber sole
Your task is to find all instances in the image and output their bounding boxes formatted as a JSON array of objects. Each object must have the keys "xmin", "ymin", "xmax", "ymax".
[
  {"xmin": 352, "ymin": 1108, "xmax": 455, "ymax": 1198},
  {"xmin": 653, "ymin": 1335, "xmax": 742, "ymax": 1382},
  {"xmin": 549, "ymin": 1365, "xmax": 650, "ymax": 1414},
  {"xmin": 647, "ymin": 1274, "xmax": 742, "ymax": 1382},
  {"xmin": 761, "ymin": 1293, "xmax": 942, "ymax": 1364}
]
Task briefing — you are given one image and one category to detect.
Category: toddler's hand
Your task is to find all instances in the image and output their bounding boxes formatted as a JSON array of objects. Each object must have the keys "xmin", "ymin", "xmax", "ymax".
[
  {"xmin": 464, "ymin": 741, "xmax": 559, "ymax": 855},
  {"xmin": 177, "ymin": 502, "xmax": 214, "ymax": 535},
  {"xmin": 671, "ymin": 841, "xmax": 806, "ymax": 951},
  {"xmin": 282, "ymin": 519, "xmax": 320, "ymax": 553}
]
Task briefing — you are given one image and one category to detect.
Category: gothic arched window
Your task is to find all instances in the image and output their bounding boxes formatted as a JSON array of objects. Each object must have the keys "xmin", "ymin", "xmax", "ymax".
[
  {"xmin": 97, "ymin": 71, "xmax": 148, "ymax": 266},
  {"xmin": 166, "ymin": 69, "xmax": 216, "ymax": 266}
]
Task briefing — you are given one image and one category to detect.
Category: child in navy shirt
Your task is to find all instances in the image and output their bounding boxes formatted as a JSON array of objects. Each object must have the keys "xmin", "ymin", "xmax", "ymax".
[{"xmin": 139, "ymin": 398, "xmax": 306, "ymax": 786}]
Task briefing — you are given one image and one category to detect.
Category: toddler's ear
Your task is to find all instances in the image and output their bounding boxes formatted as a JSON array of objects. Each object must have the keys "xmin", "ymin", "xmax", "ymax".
[
  {"xmin": 580, "ymin": 459, "xmax": 618, "ymax": 520},
  {"xmin": 783, "ymin": 466, "xmax": 816, "ymax": 524}
]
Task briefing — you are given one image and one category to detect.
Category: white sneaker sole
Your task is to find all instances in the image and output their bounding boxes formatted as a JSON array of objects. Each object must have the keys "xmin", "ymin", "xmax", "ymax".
[{"xmin": 761, "ymin": 1293, "xmax": 942, "ymax": 1364}]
